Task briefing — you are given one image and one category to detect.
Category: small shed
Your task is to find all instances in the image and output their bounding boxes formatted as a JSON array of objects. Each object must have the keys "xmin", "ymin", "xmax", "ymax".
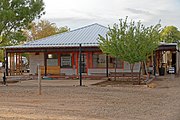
[{"xmin": 155, "ymin": 42, "xmax": 180, "ymax": 75}]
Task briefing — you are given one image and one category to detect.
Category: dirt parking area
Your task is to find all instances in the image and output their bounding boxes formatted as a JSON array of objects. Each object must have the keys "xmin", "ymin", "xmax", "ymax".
[{"xmin": 0, "ymin": 76, "xmax": 180, "ymax": 120}]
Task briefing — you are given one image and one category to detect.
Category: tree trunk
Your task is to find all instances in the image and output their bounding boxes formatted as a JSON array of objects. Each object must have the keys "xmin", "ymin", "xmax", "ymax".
[
  {"xmin": 144, "ymin": 61, "xmax": 149, "ymax": 81},
  {"xmin": 114, "ymin": 58, "xmax": 117, "ymax": 81},
  {"xmin": 130, "ymin": 63, "xmax": 135, "ymax": 84},
  {"xmin": 144, "ymin": 61, "xmax": 148, "ymax": 75},
  {"xmin": 138, "ymin": 62, "xmax": 142, "ymax": 85}
]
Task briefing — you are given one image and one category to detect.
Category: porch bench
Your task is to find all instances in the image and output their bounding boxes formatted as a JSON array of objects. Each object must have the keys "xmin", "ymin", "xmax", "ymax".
[
  {"xmin": 39, "ymin": 66, "xmax": 60, "ymax": 75},
  {"xmin": 43, "ymin": 73, "xmax": 66, "ymax": 79}
]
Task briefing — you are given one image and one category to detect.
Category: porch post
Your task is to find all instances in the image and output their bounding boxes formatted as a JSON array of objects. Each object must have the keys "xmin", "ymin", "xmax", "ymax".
[
  {"xmin": 176, "ymin": 43, "xmax": 179, "ymax": 74},
  {"xmin": 15, "ymin": 53, "xmax": 17, "ymax": 75},
  {"xmin": 5, "ymin": 50, "xmax": 8, "ymax": 76},
  {"xmin": 44, "ymin": 51, "xmax": 47, "ymax": 76},
  {"xmin": 9, "ymin": 53, "xmax": 12, "ymax": 76},
  {"xmin": 106, "ymin": 54, "xmax": 109, "ymax": 77},
  {"xmin": 153, "ymin": 51, "xmax": 156, "ymax": 77},
  {"xmin": 20, "ymin": 53, "xmax": 22, "ymax": 75},
  {"xmin": 79, "ymin": 44, "xmax": 82, "ymax": 86}
]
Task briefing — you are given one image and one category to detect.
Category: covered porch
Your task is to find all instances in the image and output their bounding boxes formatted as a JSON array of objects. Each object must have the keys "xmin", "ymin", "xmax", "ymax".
[{"xmin": 5, "ymin": 46, "xmax": 138, "ymax": 79}]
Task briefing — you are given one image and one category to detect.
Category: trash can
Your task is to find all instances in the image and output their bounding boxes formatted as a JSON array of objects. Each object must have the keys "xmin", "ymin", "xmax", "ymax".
[{"xmin": 159, "ymin": 67, "xmax": 165, "ymax": 76}]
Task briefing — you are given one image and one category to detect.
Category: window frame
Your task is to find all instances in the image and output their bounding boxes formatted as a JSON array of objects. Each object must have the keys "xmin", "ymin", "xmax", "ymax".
[
  {"xmin": 60, "ymin": 53, "xmax": 73, "ymax": 68},
  {"xmin": 92, "ymin": 53, "xmax": 124, "ymax": 69}
]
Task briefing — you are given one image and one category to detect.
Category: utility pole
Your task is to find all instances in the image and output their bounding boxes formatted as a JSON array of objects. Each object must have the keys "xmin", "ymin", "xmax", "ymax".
[{"xmin": 79, "ymin": 44, "xmax": 82, "ymax": 86}]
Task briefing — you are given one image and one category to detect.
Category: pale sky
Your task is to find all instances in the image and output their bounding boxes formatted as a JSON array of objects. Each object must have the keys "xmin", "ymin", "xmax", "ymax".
[{"xmin": 42, "ymin": 0, "xmax": 180, "ymax": 30}]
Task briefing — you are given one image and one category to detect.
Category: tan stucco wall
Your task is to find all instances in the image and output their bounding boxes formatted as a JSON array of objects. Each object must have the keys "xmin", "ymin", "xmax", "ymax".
[{"xmin": 29, "ymin": 53, "xmax": 44, "ymax": 75}]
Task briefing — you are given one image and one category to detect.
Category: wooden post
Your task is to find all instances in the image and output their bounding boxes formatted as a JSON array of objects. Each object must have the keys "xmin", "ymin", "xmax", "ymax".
[
  {"xmin": 38, "ymin": 64, "xmax": 42, "ymax": 95},
  {"xmin": 19, "ymin": 53, "xmax": 22, "ymax": 75},
  {"xmin": 10, "ymin": 53, "xmax": 12, "ymax": 76},
  {"xmin": 5, "ymin": 50, "xmax": 8, "ymax": 76},
  {"xmin": 16, "ymin": 53, "xmax": 18, "ymax": 75}
]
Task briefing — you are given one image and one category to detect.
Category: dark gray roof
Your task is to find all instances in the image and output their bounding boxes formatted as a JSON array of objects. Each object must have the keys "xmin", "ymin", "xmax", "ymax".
[{"xmin": 6, "ymin": 23, "xmax": 108, "ymax": 49}]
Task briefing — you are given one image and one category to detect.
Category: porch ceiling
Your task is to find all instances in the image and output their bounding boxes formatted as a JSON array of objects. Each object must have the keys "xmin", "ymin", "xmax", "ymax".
[
  {"xmin": 5, "ymin": 46, "xmax": 101, "ymax": 53},
  {"xmin": 156, "ymin": 45, "xmax": 177, "ymax": 51}
]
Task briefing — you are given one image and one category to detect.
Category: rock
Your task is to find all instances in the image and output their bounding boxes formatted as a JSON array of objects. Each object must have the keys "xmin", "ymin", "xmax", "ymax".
[{"xmin": 147, "ymin": 83, "xmax": 157, "ymax": 88}]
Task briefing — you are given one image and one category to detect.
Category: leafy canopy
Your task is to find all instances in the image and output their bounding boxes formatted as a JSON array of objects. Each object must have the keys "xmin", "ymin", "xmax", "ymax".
[
  {"xmin": 160, "ymin": 26, "xmax": 180, "ymax": 43},
  {"xmin": 99, "ymin": 17, "xmax": 161, "ymax": 64},
  {"xmin": 23, "ymin": 20, "xmax": 70, "ymax": 41},
  {"xmin": 0, "ymin": 0, "xmax": 45, "ymax": 46}
]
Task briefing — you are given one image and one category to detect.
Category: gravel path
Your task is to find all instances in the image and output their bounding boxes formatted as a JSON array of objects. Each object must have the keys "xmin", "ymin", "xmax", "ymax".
[{"xmin": 0, "ymin": 76, "xmax": 180, "ymax": 120}]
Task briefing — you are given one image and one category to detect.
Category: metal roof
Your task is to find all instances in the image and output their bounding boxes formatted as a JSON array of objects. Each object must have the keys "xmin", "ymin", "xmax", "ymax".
[
  {"xmin": 158, "ymin": 42, "xmax": 178, "ymax": 51},
  {"xmin": 5, "ymin": 23, "xmax": 108, "ymax": 49}
]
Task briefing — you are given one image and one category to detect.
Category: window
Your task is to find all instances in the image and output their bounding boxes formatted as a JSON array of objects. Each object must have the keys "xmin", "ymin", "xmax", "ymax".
[
  {"xmin": 60, "ymin": 54, "xmax": 72, "ymax": 68},
  {"xmin": 109, "ymin": 57, "xmax": 123, "ymax": 68},
  {"xmin": 47, "ymin": 54, "xmax": 58, "ymax": 66},
  {"xmin": 92, "ymin": 53, "xmax": 123, "ymax": 68},
  {"xmin": 93, "ymin": 54, "xmax": 106, "ymax": 68}
]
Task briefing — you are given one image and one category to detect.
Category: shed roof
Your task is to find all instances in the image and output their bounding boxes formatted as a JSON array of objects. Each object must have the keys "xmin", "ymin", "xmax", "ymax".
[
  {"xmin": 157, "ymin": 42, "xmax": 178, "ymax": 51},
  {"xmin": 5, "ymin": 23, "xmax": 108, "ymax": 49}
]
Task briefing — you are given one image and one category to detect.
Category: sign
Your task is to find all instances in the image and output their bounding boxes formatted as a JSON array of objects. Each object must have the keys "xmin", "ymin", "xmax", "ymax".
[
  {"xmin": 61, "ymin": 56, "xmax": 71, "ymax": 66},
  {"xmin": 169, "ymin": 67, "xmax": 175, "ymax": 74}
]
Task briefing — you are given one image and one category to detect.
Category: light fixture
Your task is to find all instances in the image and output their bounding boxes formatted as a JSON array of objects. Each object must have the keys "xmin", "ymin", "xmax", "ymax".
[{"xmin": 48, "ymin": 54, "xmax": 53, "ymax": 58}]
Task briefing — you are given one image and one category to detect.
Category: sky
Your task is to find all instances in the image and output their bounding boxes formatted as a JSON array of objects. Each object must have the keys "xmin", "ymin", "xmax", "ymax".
[{"xmin": 42, "ymin": 0, "xmax": 180, "ymax": 30}]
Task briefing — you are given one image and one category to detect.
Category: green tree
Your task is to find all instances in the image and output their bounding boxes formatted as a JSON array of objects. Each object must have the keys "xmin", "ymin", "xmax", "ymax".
[
  {"xmin": 23, "ymin": 20, "xmax": 70, "ymax": 41},
  {"xmin": 0, "ymin": 0, "xmax": 45, "ymax": 46},
  {"xmin": 99, "ymin": 17, "xmax": 161, "ymax": 84},
  {"xmin": 160, "ymin": 26, "xmax": 180, "ymax": 43}
]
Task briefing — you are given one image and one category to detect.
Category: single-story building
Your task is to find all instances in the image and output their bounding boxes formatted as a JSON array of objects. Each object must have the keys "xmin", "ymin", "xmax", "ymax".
[
  {"xmin": 154, "ymin": 42, "xmax": 180, "ymax": 75},
  {"xmin": 2, "ymin": 23, "xmax": 180, "ymax": 77}
]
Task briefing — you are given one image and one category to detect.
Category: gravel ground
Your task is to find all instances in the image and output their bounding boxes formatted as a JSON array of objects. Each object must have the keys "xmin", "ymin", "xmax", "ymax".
[{"xmin": 0, "ymin": 75, "xmax": 180, "ymax": 120}]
